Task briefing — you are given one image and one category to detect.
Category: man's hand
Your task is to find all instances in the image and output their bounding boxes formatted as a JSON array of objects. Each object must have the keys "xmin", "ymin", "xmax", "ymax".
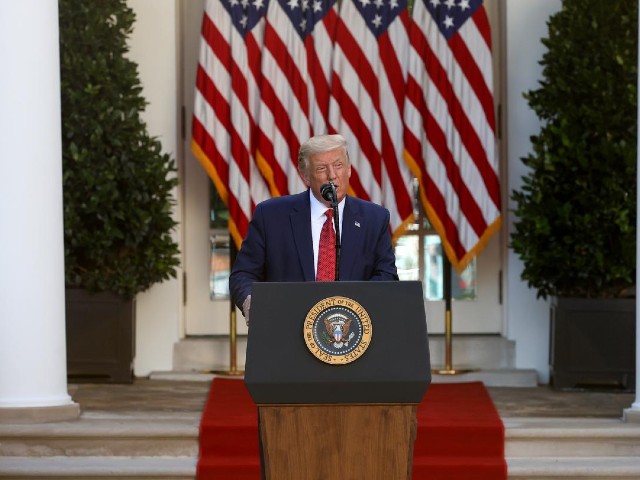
[{"xmin": 242, "ymin": 295, "xmax": 252, "ymax": 327}]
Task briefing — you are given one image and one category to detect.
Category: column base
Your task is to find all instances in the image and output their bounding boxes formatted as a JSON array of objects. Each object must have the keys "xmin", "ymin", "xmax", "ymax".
[
  {"xmin": 0, "ymin": 402, "xmax": 80, "ymax": 424},
  {"xmin": 623, "ymin": 405, "xmax": 640, "ymax": 423}
]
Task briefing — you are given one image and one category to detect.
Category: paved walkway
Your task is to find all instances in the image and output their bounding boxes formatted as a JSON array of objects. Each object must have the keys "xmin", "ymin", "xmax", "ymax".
[{"xmin": 68, "ymin": 377, "xmax": 635, "ymax": 419}]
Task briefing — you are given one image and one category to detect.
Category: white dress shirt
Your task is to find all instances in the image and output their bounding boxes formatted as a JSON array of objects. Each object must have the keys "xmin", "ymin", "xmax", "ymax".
[{"xmin": 310, "ymin": 190, "xmax": 345, "ymax": 278}]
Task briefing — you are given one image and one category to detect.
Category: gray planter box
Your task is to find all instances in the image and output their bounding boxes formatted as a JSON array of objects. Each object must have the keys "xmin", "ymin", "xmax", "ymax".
[
  {"xmin": 550, "ymin": 297, "xmax": 635, "ymax": 391},
  {"xmin": 65, "ymin": 289, "xmax": 135, "ymax": 383}
]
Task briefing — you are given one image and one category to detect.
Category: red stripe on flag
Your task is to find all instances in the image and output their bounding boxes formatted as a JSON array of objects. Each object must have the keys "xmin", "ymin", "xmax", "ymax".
[
  {"xmin": 426, "ymin": 109, "xmax": 489, "ymax": 238},
  {"xmin": 448, "ymin": 34, "xmax": 495, "ymax": 133},
  {"xmin": 473, "ymin": 6, "xmax": 493, "ymax": 52},
  {"xmin": 192, "ymin": 118, "xmax": 250, "ymax": 241},
  {"xmin": 424, "ymin": 37, "xmax": 500, "ymax": 211},
  {"xmin": 258, "ymin": 77, "xmax": 302, "ymax": 193},
  {"xmin": 380, "ymin": 15, "xmax": 410, "ymax": 113},
  {"xmin": 347, "ymin": 167, "xmax": 372, "ymax": 202},
  {"xmin": 305, "ymin": 10, "xmax": 338, "ymax": 130},
  {"xmin": 193, "ymin": 0, "xmax": 271, "ymax": 247},
  {"xmin": 330, "ymin": 73, "xmax": 382, "ymax": 185},
  {"xmin": 256, "ymin": 130, "xmax": 289, "ymax": 197},
  {"xmin": 378, "ymin": 32, "xmax": 413, "ymax": 217},
  {"xmin": 201, "ymin": 13, "xmax": 231, "ymax": 72},
  {"xmin": 404, "ymin": 0, "xmax": 501, "ymax": 270},
  {"xmin": 263, "ymin": 23, "xmax": 310, "ymax": 124}
]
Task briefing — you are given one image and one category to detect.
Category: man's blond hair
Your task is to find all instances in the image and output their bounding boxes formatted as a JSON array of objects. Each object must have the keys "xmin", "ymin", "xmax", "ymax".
[{"xmin": 297, "ymin": 134, "xmax": 349, "ymax": 175}]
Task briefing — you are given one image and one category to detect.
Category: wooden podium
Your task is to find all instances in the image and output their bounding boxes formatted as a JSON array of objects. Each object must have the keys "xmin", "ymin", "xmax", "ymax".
[{"xmin": 245, "ymin": 281, "xmax": 431, "ymax": 480}]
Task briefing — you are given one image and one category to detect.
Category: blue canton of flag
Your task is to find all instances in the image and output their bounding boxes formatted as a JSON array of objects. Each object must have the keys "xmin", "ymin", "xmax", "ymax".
[
  {"xmin": 223, "ymin": 0, "xmax": 270, "ymax": 37},
  {"xmin": 351, "ymin": 0, "xmax": 407, "ymax": 38},
  {"xmin": 277, "ymin": 0, "xmax": 336, "ymax": 40},
  {"xmin": 424, "ymin": 0, "xmax": 482, "ymax": 40}
]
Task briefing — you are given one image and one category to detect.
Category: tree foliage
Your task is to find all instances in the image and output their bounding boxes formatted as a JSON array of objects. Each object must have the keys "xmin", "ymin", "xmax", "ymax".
[
  {"xmin": 511, "ymin": 0, "xmax": 637, "ymax": 299},
  {"xmin": 59, "ymin": 0, "xmax": 180, "ymax": 299}
]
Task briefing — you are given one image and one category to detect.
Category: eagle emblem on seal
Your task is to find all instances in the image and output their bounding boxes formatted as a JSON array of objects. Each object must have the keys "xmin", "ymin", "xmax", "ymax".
[{"xmin": 323, "ymin": 313, "xmax": 354, "ymax": 347}]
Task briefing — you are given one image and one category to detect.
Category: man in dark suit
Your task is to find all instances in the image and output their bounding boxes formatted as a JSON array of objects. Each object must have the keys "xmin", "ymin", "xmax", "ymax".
[{"xmin": 229, "ymin": 134, "xmax": 398, "ymax": 325}]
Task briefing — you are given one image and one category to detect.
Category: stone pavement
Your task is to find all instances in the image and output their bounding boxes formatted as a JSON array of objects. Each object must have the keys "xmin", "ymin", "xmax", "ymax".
[
  {"xmin": 67, "ymin": 376, "xmax": 636, "ymax": 419},
  {"xmin": 2, "ymin": 377, "xmax": 638, "ymax": 479}
]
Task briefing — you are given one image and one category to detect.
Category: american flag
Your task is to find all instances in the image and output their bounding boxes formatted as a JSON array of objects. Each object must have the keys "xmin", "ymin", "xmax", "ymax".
[
  {"xmin": 328, "ymin": 0, "xmax": 414, "ymax": 240},
  {"xmin": 403, "ymin": 0, "xmax": 501, "ymax": 271},
  {"xmin": 191, "ymin": 0, "xmax": 271, "ymax": 249},
  {"xmin": 256, "ymin": 0, "xmax": 339, "ymax": 197}
]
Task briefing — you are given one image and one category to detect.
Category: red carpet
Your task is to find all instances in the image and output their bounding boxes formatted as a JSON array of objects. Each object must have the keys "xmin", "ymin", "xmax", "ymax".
[
  {"xmin": 413, "ymin": 382, "xmax": 507, "ymax": 479},
  {"xmin": 197, "ymin": 378, "xmax": 506, "ymax": 479}
]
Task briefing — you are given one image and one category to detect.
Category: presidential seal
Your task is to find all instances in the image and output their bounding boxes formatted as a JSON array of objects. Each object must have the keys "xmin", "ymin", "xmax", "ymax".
[{"xmin": 303, "ymin": 296, "xmax": 372, "ymax": 365}]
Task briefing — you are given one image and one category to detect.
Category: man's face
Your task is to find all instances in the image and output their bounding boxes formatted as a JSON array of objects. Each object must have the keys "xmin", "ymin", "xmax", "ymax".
[{"xmin": 303, "ymin": 147, "xmax": 352, "ymax": 207}]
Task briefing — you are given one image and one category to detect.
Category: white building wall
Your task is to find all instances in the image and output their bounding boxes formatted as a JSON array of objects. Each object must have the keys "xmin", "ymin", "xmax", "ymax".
[
  {"xmin": 123, "ymin": 0, "xmax": 565, "ymax": 381},
  {"xmin": 503, "ymin": 0, "xmax": 562, "ymax": 384},
  {"xmin": 127, "ymin": 0, "xmax": 183, "ymax": 376}
]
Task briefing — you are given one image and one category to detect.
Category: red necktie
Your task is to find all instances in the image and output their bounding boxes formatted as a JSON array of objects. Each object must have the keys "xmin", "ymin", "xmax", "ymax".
[{"xmin": 316, "ymin": 209, "xmax": 336, "ymax": 281}]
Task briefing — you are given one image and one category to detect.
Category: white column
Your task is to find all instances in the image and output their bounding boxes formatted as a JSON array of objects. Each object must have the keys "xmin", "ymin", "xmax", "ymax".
[
  {"xmin": 0, "ymin": 0, "xmax": 78, "ymax": 422},
  {"xmin": 624, "ymin": 1, "xmax": 640, "ymax": 423}
]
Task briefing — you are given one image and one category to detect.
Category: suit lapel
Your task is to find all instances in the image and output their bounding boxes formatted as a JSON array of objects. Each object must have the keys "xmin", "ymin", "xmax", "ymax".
[
  {"xmin": 290, "ymin": 191, "xmax": 315, "ymax": 281},
  {"xmin": 340, "ymin": 197, "xmax": 362, "ymax": 281}
]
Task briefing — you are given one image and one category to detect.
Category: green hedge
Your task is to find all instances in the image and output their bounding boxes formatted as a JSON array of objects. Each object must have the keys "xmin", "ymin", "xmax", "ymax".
[
  {"xmin": 511, "ymin": 0, "xmax": 637, "ymax": 299},
  {"xmin": 60, "ymin": 0, "xmax": 180, "ymax": 299}
]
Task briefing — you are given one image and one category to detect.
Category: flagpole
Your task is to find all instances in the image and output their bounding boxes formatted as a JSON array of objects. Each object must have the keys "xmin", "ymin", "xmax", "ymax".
[
  {"xmin": 432, "ymin": 253, "xmax": 475, "ymax": 375},
  {"xmin": 210, "ymin": 236, "xmax": 243, "ymax": 377}
]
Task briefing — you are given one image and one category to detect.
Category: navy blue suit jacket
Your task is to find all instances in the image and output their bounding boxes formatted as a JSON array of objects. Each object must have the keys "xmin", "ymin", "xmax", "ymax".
[{"xmin": 229, "ymin": 191, "xmax": 398, "ymax": 311}]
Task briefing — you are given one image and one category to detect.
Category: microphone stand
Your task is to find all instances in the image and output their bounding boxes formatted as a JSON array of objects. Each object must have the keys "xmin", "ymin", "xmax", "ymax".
[{"xmin": 329, "ymin": 182, "xmax": 341, "ymax": 281}]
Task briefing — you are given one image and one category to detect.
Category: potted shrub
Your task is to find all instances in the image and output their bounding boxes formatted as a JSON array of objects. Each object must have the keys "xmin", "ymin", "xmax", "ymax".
[
  {"xmin": 59, "ymin": 0, "xmax": 180, "ymax": 382},
  {"xmin": 510, "ymin": 0, "xmax": 637, "ymax": 390}
]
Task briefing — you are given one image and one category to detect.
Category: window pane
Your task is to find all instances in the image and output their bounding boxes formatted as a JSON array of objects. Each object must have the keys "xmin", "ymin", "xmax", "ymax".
[
  {"xmin": 394, "ymin": 235, "xmax": 420, "ymax": 281},
  {"xmin": 209, "ymin": 183, "xmax": 230, "ymax": 300},
  {"xmin": 424, "ymin": 235, "xmax": 443, "ymax": 300},
  {"xmin": 209, "ymin": 233, "xmax": 230, "ymax": 299},
  {"xmin": 210, "ymin": 183, "xmax": 229, "ymax": 229},
  {"xmin": 423, "ymin": 235, "xmax": 477, "ymax": 301},
  {"xmin": 454, "ymin": 258, "xmax": 477, "ymax": 300}
]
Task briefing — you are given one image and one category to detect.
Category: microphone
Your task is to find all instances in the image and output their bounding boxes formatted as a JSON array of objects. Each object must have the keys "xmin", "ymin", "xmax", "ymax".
[
  {"xmin": 320, "ymin": 182, "xmax": 336, "ymax": 203},
  {"xmin": 319, "ymin": 181, "xmax": 340, "ymax": 281}
]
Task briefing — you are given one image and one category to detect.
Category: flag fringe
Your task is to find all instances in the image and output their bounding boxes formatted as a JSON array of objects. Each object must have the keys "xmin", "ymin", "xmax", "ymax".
[
  {"xmin": 191, "ymin": 139, "xmax": 243, "ymax": 249},
  {"xmin": 403, "ymin": 149, "xmax": 501, "ymax": 273}
]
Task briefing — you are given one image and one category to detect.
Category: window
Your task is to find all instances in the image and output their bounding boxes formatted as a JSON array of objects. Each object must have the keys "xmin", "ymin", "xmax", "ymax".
[
  {"xmin": 393, "ymin": 180, "xmax": 477, "ymax": 301},
  {"xmin": 209, "ymin": 233, "xmax": 230, "ymax": 299},
  {"xmin": 209, "ymin": 184, "xmax": 230, "ymax": 299}
]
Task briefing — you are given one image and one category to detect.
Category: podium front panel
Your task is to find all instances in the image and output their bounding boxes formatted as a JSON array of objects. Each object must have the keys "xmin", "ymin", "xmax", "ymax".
[{"xmin": 244, "ymin": 281, "xmax": 430, "ymax": 404}]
